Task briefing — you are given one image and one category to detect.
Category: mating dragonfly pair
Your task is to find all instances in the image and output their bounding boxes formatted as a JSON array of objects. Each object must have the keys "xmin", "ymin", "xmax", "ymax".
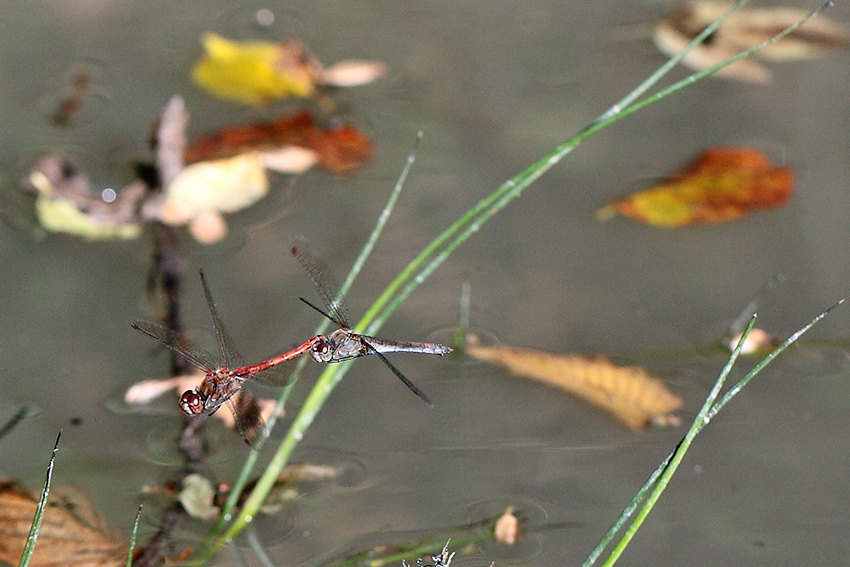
[{"xmin": 132, "ymin": 238, "xmax": 451, "ymax": 445}]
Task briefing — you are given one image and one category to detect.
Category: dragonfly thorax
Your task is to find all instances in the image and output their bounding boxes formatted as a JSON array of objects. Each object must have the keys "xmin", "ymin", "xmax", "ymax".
[{"xmin": 310, "ymin": 329, "xmax": 365, "ymax": 363}]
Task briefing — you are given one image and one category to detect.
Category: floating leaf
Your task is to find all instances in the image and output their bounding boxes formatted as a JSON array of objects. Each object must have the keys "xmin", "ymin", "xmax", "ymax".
[
  {"xmin": 22, "ymin": 155, "xmax": 144, "ymax": 240},
  {"xmin": 596, "ymin": 147, "xmax": 793, "ymax": 227},
  {"xmin": 178, "ymin": 474, "xmax": 219, "ymax": 521},
  {"xmin": 654, "ymin": 1, "xmax": 850, "ymax": 83},
  {"xmin": 183, "ymin": 110, "xmax": 372, "ymax": 175},
  {"xmin": 466, "ymin": 344, "xmax": 682, "ymax": 429},
  {"xmin": 494, "ymin": 507, "xmax": 521, "ymax": 545},
  {"xmin": 321, "ymin": 60, "xmax": 388, "ymax": 87},
  {"xmin": 192, "ymin": 34, "xmax": 385, "ymax": 105},
  {"xmin": 124, "ymin": 374, "xmax": 203, "ymax": 405},
  {"xmin": 0, "ymin": 480, "xmax": 126, "ymax": 567},
  {"xmin": 155, "ymin": 152, "xmax": 268, "ymax": 244}
]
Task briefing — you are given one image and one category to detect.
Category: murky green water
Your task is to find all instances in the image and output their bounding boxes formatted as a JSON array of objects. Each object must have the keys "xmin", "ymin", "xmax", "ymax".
[{"xmin": 2, "ymin": 1, "xmax": 850, "ymax": 566}]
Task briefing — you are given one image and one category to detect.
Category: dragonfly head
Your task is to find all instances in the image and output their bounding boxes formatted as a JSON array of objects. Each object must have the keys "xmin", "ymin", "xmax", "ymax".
[
  {"xmin": 310, "ymin": 337, "xmax": 335, "ymax": 363},
  {"xmin": 179, "ymin": 390, "xmax": 205, "ymax": 415}
]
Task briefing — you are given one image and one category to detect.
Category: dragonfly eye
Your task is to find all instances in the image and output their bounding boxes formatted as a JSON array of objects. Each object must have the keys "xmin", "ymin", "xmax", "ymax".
[
  {"xmin": 179, "ymin": 390, "xmax": 204, "ymax": 415},
  {"xmin": 310, "ymin": 339, "xmax": 334, "ymax": 362}
]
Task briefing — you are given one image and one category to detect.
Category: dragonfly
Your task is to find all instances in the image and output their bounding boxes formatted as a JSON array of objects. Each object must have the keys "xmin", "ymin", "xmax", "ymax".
[
  {"xmin": 131, "ymin": 270, "xmax": 319, "ymax": 445},
  {"xmin": 291, "ymin": 237, "xmax": 452, "ymax": 408}
]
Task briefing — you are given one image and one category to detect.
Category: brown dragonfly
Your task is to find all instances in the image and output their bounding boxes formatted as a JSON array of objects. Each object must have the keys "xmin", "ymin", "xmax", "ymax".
[
  {"xmin": 291, "ymin": 237, "xmax": 452, "ymax": 408},
  {"xmin": 132, "ymin": 270, "xmax": 318, "ymax": 445}
]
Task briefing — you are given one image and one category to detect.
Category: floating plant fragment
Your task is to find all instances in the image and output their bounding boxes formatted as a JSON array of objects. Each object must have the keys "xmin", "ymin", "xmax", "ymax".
[
  {"xmin": 0, "ymin": 480, "xmax": 127, "ymax": 567},
  {"xmin": 654, "ymin": 0, "xmax": 850, "ymax": 83},
  {"xmin": 466, "ymin": 344, "xmax": 682, "ymax": 429},
  {"xmin": 596, "ymin": 147, "xmax": 793, "ymax": 227},
  {"xmin": 192, "ymin": 34, "xmax": 386, "ymax": 105},
  {"xmin": 22, "ymin": 155, "xmax": 144, "ymax": 240}
]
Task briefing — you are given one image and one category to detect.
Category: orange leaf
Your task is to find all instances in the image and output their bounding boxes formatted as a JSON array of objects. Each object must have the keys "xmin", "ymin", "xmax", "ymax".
[
  {"xmin": 596, "ymin": 147, "xmax": 793, "ymax": 227},
  {"xmin": 466, "ymin": 345, "xmax": 682, "ymax": 429},
  {"xmin": 183, "ymin": 110, "xmax": 372, "ymax": 175},
  {"xmin": 0, "ymin": 481, "xmax": 127, "ymax": 567}
]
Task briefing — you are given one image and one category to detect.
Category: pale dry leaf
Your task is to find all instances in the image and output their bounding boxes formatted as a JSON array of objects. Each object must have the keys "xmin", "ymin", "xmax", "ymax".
[
  {"xmin": 494, "ymin": 507, "xmax": 520, "ymax": 545},
  {"xmin": 161, "ymin": 151, "xmax": 269, "ymax": 224},
  {"xmin": 260, "ymin": 146, "xmax": 320, "ymax": 173},
  {"xmin": 189, "ymin": 209, "xmax": 228, "ymax": 244},
  {"xmin": 0, "ymin": 480, "xmax": 126, "ymax": 567},
  {"xmin": 321, "ymin": 60, "xmax": 388, "ymax": 87},
  {"xmin": 655, "ymin": 0, "xmax": 850, "ymax": 83},
  {"xmin": 653, "ymin": 19, "xmax": 771, "ymax": 83},
  {"xmin": 124, "ymin": 374, "xmax": 202, "ymax": 405},
  {"xmin": 466, "ymin": 345, "xmax": 682, "ymax": 430},
  {"xmin": 725, "ymin": 327, "xmax": 780, "ymax": 355},
  {"xmin": 156, "ymin": 95, "xmax": 188, "ymax": 188}
]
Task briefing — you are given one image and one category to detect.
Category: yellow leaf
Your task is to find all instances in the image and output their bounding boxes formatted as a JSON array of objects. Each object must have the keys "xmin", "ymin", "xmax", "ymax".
[
  {"xmin": 467, "ymin": 344, "xmax": 682, "ymax": 430},
  {"xmin": 24, "ymin": 159, "xmax": 144, "ymax": 241},
  {"xmin": 192, "ymin": 34, "xmax": 318, "ymax": 105},
  {"xmin": 35, "ymin": 195, "xmax": 141, "ymax": 240}
]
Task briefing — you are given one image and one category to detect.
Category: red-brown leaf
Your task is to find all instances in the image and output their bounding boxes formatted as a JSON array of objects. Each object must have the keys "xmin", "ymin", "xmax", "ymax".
[{"xmin": 183, "ymin": 110, "xmax": 372, "ymax": 175}]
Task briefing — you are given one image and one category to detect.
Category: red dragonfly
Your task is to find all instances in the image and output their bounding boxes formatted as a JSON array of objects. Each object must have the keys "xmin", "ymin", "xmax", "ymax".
[
  {"xmin": 291, "ymin": 237, "xmax": 452, "ymax": 408},
  {"xmin": 132, "ymin": 270, "xmax": 318, "ymax": 445}
]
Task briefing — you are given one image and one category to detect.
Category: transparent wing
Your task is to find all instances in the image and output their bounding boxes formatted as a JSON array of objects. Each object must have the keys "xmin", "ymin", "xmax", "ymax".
[
  {"xmin": 131, "ymin": 320, "xmax": 218, "ymax": 373},
  {"xmin": 227, "ymin": 389, "xmax": 265, "ymax": 447},
  {"xmin": 361, "ymin": 338, "xmax": 434, "ymax": 408},
  {"xmin": 199, "ymin": 269, "xmax": 244, "ymax": 369},
  {"xmin": 291, "ymin": 236, "xmax": 352, "ymax": 328}
]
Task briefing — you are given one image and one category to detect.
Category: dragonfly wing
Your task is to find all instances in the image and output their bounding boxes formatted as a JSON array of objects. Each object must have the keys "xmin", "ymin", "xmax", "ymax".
[
  {"xmin": 248, "ymin": 364, "xmax": 298, "ymax": 387},
  {"xmin": 227, "ymin": 389, "xmax": 265, "ymax": 447},
  {"xmin": 131, "ymin": 320, "xmax": 217, "ymax": 373},
  {"xmin": 199, "ymin": 270, "xmax": 245, "ymax": 370},
  {"xmin": 291, "ymin": 236, "xmax": 353, "ymax": 328},
  {"xmin": 362, "ymin": 339, "xmax": 434, "ymax": 408}
]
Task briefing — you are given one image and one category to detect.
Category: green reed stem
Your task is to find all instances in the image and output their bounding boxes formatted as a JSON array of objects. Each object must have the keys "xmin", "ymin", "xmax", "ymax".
[
  {"xmin": 586, "ymin": 301, "xmax": 842, "ymax": 567},
  {"xmin": 18, "ymin": 432, "xmax": 61, "ymax": 567},
  {"xmin": 126, "ymin": 505, "xmax": 143, "ymax": 567}
]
